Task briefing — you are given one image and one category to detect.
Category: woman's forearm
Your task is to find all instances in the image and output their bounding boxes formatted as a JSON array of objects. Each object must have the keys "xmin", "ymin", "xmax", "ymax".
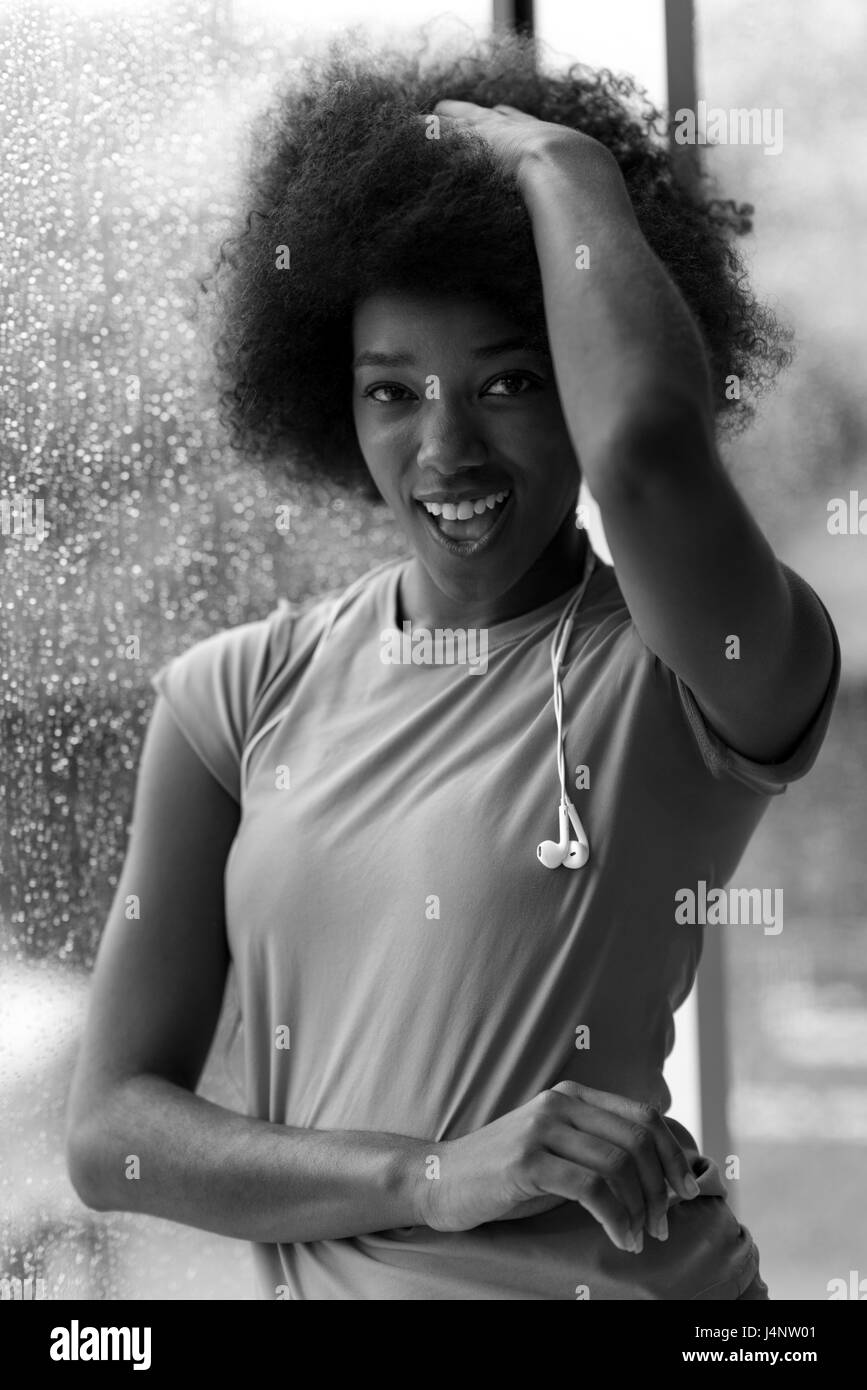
[
  {"xmin": 517, "ymin": 138, "xmax": 715, "ymax": 486},
  {"xmin": 67, "ymin": 1073, "xmax": 431, "ymax": 1244}
]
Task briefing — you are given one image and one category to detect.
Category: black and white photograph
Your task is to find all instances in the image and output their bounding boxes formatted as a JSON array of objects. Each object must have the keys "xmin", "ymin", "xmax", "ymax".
[{"xmin": 1, "ymin": 0, "xmax": 865, "ymax": 1337}]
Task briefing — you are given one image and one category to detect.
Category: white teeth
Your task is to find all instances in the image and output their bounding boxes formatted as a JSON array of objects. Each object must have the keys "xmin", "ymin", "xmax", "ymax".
[{"xmin": 421, "ymin": 490, "xmax": 509, "ymax": 520}]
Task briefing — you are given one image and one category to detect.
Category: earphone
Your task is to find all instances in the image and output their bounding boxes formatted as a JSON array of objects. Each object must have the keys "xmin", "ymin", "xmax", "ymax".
[
  {"xmin": 537, "ymin": 801, "xmax": 587, "ymax": 868},
  {"xmin": 536, "ymin": 796, "xmax": 590, "ymax": 871},
  {"xmin": 537, "ymin": 542, "xmax": 596, "ymax": 870}
]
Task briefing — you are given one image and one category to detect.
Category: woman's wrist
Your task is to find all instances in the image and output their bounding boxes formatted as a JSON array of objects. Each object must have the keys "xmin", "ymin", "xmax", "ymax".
[
  {"xmin": 515, "ymin": 131, "xmax": 637, "ymax": 230},
  {"xmin": 401, "ymin": 1138, "xmax": 443, "ymax": 1228}
]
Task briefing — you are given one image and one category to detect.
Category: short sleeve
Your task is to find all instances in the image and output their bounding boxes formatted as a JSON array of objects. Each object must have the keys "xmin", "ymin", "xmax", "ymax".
[
  {"xmin": 673, "ymin": 577, "xmax": 841, "ymax": 796},
  {"xmin": 149, "ymin": 600, "xmax": 296, "ymax": 804}
]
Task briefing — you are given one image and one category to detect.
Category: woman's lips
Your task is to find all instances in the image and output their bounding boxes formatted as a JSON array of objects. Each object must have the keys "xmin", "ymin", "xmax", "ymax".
[
  {"xmin": 417, "ymin": 490, "xmax": 511, "ymax": 542},
  {"xmin": 414, "ymin": 491, "xmax": 515, "ymax": 556},
  {"xmin": 438, "ymin": 493, "xmax": 510, "ymax": 541}
]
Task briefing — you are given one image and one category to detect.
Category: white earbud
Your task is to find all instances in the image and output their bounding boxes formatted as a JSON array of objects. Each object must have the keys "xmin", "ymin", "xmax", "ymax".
[
  {"xmin": 537, "ymin": 803, "xmax": 570, "ymax": 868},
  {"xmin": 537, "ymin": 802, "xmax": 585, "ymax": 870},
  {"xmin": 562, "ymin": 798, "xmax": 589, "ymax": 869}
]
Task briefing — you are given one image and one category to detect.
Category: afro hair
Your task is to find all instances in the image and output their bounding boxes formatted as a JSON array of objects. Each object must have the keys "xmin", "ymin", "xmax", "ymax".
[{"xmin": 202, "ymin": 27, "xmax": 792, "ymax": 498}]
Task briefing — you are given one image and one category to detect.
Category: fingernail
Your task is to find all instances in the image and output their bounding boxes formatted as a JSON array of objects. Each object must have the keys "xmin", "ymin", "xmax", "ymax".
[
  {"xmin": 654, "ymin": 1214, "xmax": 669, "ymax": 1242},
  {"xmin": 632, "ymin": 1230, "xmax": 644, "ymax": 1254},
  {"xmin": 622, "ymin": 1231, "xmax": 636, "ymax": 1252},
  {"xmin": 685, "ymin": 1173, "xmax": 701, "ymax": 1198}
]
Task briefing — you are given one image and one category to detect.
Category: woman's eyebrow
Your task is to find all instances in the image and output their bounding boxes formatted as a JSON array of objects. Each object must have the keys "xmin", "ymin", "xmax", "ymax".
[
  {"xmin": 351, "ymin": 349, "xmax": 415, "ymax": 370},
  {"xmin": 352, "ymin": 339, "xmax": 546, "ymax": 370},
  {"xmin": 471, "ymin": 337, "xmax": 546, "ymax": 360}
]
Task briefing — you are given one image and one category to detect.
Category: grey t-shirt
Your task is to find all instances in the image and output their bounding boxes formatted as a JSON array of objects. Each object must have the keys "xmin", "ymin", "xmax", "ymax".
[{"xmin": 151, "ymin": 554, "xmax": 840, "ymax": 1299}]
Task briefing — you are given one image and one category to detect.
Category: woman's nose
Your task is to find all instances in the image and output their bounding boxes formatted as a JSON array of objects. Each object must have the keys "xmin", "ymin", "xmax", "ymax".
[{"xmin": 415, "ymin": 405, "xmax": 488, "ymax": 473}]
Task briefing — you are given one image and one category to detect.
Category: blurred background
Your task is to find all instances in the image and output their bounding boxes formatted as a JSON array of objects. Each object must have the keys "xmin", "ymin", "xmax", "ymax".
[{"xmin": 1, "ymin": 0, "xmax": 864, "ymax": 1301}]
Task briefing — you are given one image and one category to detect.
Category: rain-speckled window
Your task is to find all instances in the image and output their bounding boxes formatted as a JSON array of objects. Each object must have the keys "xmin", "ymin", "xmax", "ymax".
[{"xmin": 0, "ymin": 0, "xmax": 490, "ymax": 1302}]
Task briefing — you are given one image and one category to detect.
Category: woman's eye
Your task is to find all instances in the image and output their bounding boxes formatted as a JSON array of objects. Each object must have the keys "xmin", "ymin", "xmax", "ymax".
[
  {"xmin": 483, "ymin": 372, "xmax": 539, "ymax": 397},
  {"xmin": 363, "ymin": 383, "xmax": 414, "ymax": 403}
]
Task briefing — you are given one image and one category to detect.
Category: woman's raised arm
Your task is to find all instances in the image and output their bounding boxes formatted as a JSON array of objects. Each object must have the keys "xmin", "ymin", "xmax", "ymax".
[{"xmin": 434, "ymin": 100, "xmax": 834, "ymax": 766}]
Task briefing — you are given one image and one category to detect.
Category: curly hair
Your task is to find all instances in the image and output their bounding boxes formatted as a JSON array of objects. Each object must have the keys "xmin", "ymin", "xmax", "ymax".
[{"xmin": 203, "ymin": 27, "xmax": 792, "ymax": 498}]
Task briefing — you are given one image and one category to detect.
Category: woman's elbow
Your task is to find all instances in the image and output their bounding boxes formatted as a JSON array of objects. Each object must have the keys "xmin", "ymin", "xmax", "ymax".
[
  {"xmin": 65, "ymin": 1117, "xmax": 106, "ymax": 1206},
  {"xmin": 65, "ymin": 1110, "xmax": 114, "ymax": 1212}
]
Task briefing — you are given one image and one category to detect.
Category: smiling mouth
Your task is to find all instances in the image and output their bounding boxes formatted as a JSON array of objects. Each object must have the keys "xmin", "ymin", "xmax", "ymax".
[{"xmin": 415, "ymin": 490, "xmax": 512, "ymax": 550}]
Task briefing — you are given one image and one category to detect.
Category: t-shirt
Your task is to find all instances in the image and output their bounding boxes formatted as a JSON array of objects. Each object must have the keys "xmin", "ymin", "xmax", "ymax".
[{"xmin": 150, "ymin": 553, "xmax": 840, "ymax": 1300}]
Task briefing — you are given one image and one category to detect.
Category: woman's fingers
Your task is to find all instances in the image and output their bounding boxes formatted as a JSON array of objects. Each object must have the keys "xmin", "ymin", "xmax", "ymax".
[
  {"xmin": 542, "ymin": 1126, "xmax": 648, "ymax": 1250},
  {"xmin": 550, "ymin": 1081, "xmax": 701, "ymax": 1204},
  {"xmin": 432, "ymin": 99, "xmax": 518, "ymax": 128},
  {"xmin": 432, "ymin": 98, "xmax": 488, "ymax": 117},
  {"xmin": 530, "ymin": 1152, "xmax": 638, "ymax": 1253},
  {"xmin": 432, "ymin": 99, "xmax": 530, "ymax": 119},
  {"xmin": 558, "ymin": 1101, "xmax": 671, "ymax": 1241}
]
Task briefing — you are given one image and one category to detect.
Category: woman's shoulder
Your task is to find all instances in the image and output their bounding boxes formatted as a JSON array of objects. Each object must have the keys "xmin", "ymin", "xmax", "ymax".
[
  {"xmin": 147, "ymin": 602, "xmax": 301, "ymax": 803},
  {"xmin": 147, "ymin": 561, "xmax": 403, "ymax": 801},
  {"xmin": 152, "ymin": 558, "xmax": 400, "ymax": 699}
]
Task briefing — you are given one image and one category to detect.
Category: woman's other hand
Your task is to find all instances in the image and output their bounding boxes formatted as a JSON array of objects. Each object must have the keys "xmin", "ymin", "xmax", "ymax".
[{"xmin": 416, "ymin": 1080, "xmax": 701, "ymax": 1253}]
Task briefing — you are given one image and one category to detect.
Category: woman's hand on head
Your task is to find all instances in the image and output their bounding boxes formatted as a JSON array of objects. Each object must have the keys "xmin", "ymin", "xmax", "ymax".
[
  {"xmin": 414, "ymin": 1080, "xmax": 701, "ymax": 1252},
  {"xmin": 431, "ymin": 99, "xmax": 606, "ymax": 185}
]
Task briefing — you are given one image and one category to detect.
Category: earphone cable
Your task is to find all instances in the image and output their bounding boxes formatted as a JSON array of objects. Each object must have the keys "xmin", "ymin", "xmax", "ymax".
[{"xmin": 550, "ymin": 543, "xmax": 596, "ymax": 808}]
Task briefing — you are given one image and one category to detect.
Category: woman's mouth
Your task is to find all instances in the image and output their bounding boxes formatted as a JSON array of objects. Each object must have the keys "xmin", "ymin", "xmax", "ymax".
[{"xmin": 414, "ymin": 489, "xmax": 513, "ymax": 554}]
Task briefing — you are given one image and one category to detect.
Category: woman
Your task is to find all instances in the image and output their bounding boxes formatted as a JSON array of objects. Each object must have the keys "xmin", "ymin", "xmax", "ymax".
[{"xmin": 66, "ymin": 32, "xmax": 839, "ymax": 1300}]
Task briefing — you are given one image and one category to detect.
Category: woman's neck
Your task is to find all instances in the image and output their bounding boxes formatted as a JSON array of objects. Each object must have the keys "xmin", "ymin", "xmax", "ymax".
[{"xmin": 397, "ymin": 517, "xmax": 589, "ymax": 630}]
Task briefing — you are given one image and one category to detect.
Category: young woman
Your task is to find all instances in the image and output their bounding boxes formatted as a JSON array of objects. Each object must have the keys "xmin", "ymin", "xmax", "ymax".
[{"xmin": 66, "ymin": 33, "xmax": 839, "ymax": 1300}]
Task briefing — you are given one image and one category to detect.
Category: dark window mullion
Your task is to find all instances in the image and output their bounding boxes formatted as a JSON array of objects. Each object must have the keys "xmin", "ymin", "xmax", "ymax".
[{"xmin": 493, "ymin": 0, "xmax": 535, "ymax": 37}]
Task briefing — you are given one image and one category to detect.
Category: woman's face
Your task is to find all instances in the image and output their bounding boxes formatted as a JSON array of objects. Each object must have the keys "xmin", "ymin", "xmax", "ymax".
[{"xmin": 351, "ymin": 290, "xmax": 582, "ymax": 611}]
